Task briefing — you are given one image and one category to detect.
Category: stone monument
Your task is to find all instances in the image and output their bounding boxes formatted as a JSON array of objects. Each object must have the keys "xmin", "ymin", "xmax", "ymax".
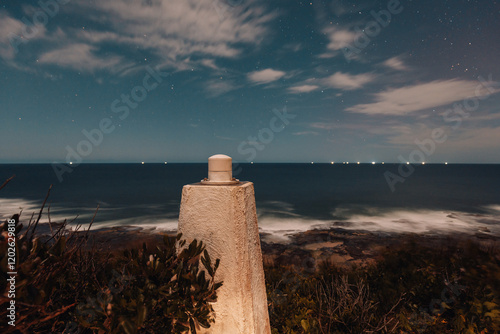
[{"xmin": 178, "ymin": 154, "xmax": 271, "ymax": 334}]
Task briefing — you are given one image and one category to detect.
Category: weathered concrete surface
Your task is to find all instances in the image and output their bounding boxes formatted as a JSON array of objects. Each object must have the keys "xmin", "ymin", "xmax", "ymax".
[{"xmin": 178, "ymin": 181, "xmax": 271, "ymax": 334}]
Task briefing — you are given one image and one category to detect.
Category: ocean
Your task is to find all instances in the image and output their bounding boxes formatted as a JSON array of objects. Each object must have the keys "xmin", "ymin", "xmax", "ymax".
[{"xmin": 1, "ymin": 163, "xmax": 500, "ymax": 242}]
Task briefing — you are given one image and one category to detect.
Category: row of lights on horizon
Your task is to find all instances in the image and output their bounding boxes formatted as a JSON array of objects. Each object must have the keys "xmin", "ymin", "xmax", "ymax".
[
  {"xmin": 315, "ymin": 161, "xmax": 449, "ymax": 165},
  {"xmin": 68, "ymin": 161, "xmax": 449, "ymax": 165},
  {"xmin": 324, "ymin": 161, "xmax": 449, "ymax": 165}
]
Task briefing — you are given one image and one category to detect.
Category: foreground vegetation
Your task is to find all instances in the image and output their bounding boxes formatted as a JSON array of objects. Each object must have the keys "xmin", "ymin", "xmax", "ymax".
[
  {"xmin": 0, "ymin": 214, "xmax": 222, "ymax": 333},
  {"xmin": 265, "ymin": 236, "xmax": 500, "ymax": 333},
  {"xmin": 2, "ymin": 219, "xmax": 499, "ymax": 334},
  {"xmin": 1, "ymin": 179, "xmax": 499, "ymax": 333}
]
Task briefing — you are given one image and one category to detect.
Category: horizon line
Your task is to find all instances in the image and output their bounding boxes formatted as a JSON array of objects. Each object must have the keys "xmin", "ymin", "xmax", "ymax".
[{"xmin": 1, "ymin": 162, "xmax": 500, "ymax": 165}]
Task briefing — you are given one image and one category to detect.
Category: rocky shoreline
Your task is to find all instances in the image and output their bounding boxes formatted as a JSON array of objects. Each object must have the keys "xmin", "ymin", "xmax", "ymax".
[
  {"xmin": 38, "ymin": 224, "xmax": 500, "ymax": 270},
  {"xmin": 262, "ymin": 228, "xmax": 500, "ymax": 269}
]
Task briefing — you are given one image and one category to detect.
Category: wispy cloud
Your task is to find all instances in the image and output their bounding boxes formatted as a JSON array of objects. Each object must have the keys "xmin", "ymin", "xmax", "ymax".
[
  {"xmin": 379, "ymin": 122, "xmax": 500, "ymax": 154},
  {"xmin": 444, "ymin": 126, "xmax": 500, "ymax": 150},
  {"xmin": 382, "ymin": 56, "xmax": 409, "ymax": 71},
  {"xmin": 204, "ymin": 78, "xmax": 239, "ymax": 97},
  {"xmin": 38, "ymin": 43, "xmax": 128, "ymax": 73},
  {"xmin": 293, "ymin": 131, "xmax": 319, "ymax": 136},
  {"xmin": 347, "ymin": 79, "xmax": 499, "ymax": 116},
  {"xmin": 0, "ymin": 12, "xmax": 25, "ymax": 60},
  {"xmin": 323, "ymin": 26, "xmax": 360, "ymax": 52},
  {"xmin": 248, "ymin": 68, "xmax": 286, "ymax": 84},
  {"xmin": 288, "ymin": 71, "xmax": 373, "ymax": 94},
  {"xmin": 288, "ymin": 84, "xmax": 319, "ymax": 94},
  {"xmin": 200, "ymin": 59, "xmax": 219, "ymax": 70},
  {"xmin": 68, "ymin": 0, "xmax": 276, "ymax": 71},
  {"xmin": 323, "ymin": 72, "xmax": 374, "ymax": 90},
  {"xmin": 319, "ymin": 25, "xmax": 361, "ymax": 58},
  {"xmin": 283, "ymin": 42, "xmax": 303, "ymax": 52},
  {"xmin": 469, "ymin": 112, "xmax": 500, "ymax": 122},
  {"xmin": 0, "ymin": 11, "xmax": 48, "ymax": 61},
  {"xmin": 2, "ymin": 0, "xmax": 277, "ymax": 74}
]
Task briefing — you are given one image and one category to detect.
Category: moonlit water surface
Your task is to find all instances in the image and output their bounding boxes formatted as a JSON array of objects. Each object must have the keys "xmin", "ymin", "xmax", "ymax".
[{"xmin": 1, "ymin": 163, "xmax": 499, "ymax": 241}]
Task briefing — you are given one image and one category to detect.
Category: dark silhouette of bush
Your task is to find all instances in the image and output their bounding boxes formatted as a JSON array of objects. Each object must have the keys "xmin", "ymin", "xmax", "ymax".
[
  {"xmin": 0, "ymin": 183, "xmax": 222, "ymax": 334},
  {"xmin": 265, "ymin": 236, "xmax": 500, "ymax": 333}
]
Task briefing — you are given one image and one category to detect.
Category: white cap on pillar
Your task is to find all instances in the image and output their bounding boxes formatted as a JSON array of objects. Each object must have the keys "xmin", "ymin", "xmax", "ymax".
[{"xmin": 201, "ymin": 154, "xmax": 239, "ymax": 185}]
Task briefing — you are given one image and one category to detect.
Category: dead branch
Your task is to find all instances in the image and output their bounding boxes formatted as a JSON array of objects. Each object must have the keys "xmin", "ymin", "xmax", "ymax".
[
  {"xmin": 30, "ymin": 185, "xmax": 52, "ymax": 242},
  {"xmin": 0, "ymin": 175, "xmax": 15, "ymax": 191}
]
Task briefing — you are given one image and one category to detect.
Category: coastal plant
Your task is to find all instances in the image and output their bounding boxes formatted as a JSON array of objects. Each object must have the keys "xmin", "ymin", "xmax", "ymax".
[
  {"xmin": 266, "ymin": 267, "xmax": 320, "ymax": 333},
  {"xmin": 368, "ymin": 237, "xmax": 500, "ymax": 333},
  {"xmin": 264, "ymin": 235, "xmax": 500, "ymax": 333},
  {"xmin": 0, "ymin": 182, "xmax": 223, "ymax": 334},
  {"xmin": 315, "ymin": 275, "xmax": 401, "ymax": 333},
  {"xmin": 72, "ymin": 235, "xmax": 222, "ymax": 333},
  {"xmin": 0, "ymin": 214, "xmax": 222, "ymax": 333}
]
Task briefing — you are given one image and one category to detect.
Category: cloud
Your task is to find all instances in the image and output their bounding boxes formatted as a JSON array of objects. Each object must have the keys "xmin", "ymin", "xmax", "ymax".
[
  {"xmin": 379, "ymin": 122, "xmax": 500, "ymax": 155},
  {"xmin": 323, "ymin": 72, "xmax": 374, "ymax": 90},
  {"xmin": 309, "ymin": 122, "xmax": 337, "ymax": 130},
  {"xmin": 0, "ymin": 12, "xmax": 23, "ymax": 60},
  {"xmin": 288, "ymin": 72, "xmax": 372, "ymax": 94},
  {"xmin": 288, "ymin": 85, "xmax": 319, "ymax": 94},
  {"xmin": 347, "ymin": 79, "xmax": 499, "ymax": 115},
  {"xmin": 309, "ymin": 121, "xmax": 380, "ymax": 131},
  {"xmin": 204, "ymin": 79, "xmax": 239, "ymax": 97},
  {"xmin": 248, "ymin": 68, "xmax": 286, "ymax": 84},
  {"xmin": 67, "ymin": 0, "xmax": 276, "ymax": 71},
  {"xmin": 200, "ymin": 59, "xmax": 219, "ymax": 70},
  {"xmin": 319, "ymin": 25, "xmax": 363, "ymax": 59},
  {"xmin": 38, "ymin": 43, "xmax": 128, "ymax": 72},
  {"xmin": 323, "ymin": 26, "xmax": 361, "ymax": 52},
  {"xmin": 469, "ymin": 112, "xmax": 500, "ymax": 122},
  {"xmin": 382, "ymin": 56, "xmax": 408, "ymax": 71},
  {"xmin": 444, "ymin": 126, "xmax": 500, "ymax": 150},
  {"xmin": 375, "ymin": 123, "xmax": 431, "ymax": 146},
  {"xmin": 292, "ymin": 131, "xmax": 319, "ymax": 136},
  {"xmin": 283, "ymin": 43, "xmax": 302, "ymax": 52},
  {"xmin": 0, "ymin": 11, "xmax": 47, "ymax": 60},
  {"xmin": 1, "ymin": 1, "xmax": 276, "ymax": 74}
]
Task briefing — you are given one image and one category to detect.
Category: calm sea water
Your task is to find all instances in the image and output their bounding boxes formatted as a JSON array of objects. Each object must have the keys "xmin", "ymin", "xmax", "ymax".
[{"xmin": 1, "ymin": 163, "xmax": 500, "ymax": 240}]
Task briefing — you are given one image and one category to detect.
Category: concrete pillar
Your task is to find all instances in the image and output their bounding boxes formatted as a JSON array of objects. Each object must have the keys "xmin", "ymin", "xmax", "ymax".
[{"xmin": 178, "ymin": 155, "xmax": 271, "ymax": 334}]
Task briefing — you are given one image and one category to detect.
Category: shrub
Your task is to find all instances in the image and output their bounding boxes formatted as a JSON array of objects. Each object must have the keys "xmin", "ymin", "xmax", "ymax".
[
  {"xmin": 265, "ymin": 236, "xmax": 500, "ymax": 333},
  {"xmin": 0, "ymin": 212, "xmax": 222, "ymax": 334}
]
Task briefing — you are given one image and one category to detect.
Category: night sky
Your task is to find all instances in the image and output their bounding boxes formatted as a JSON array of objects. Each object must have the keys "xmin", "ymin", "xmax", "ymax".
[{"xmin": 1, "ymin": 0, "xmax": 499, "ymax": 164}]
